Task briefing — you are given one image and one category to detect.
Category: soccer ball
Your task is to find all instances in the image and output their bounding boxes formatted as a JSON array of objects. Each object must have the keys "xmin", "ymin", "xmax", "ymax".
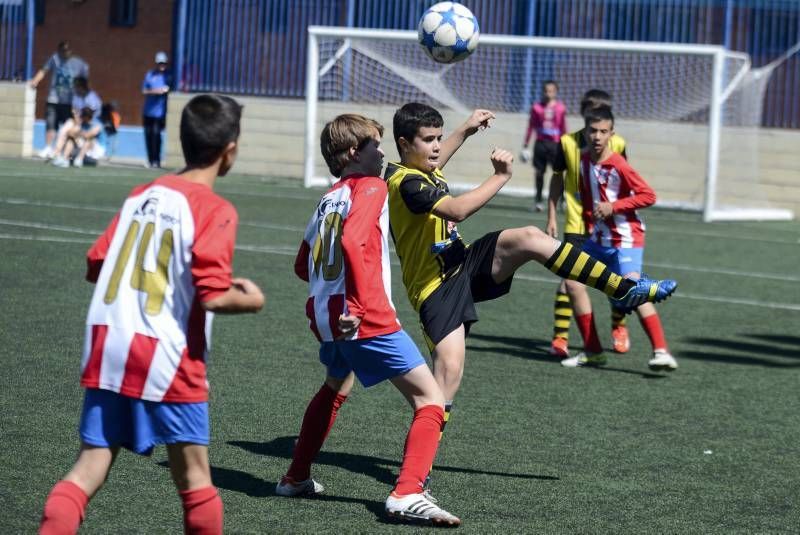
[{"xmin": 418, "ymin": 2, "xmax": 480, "ymax": 64}]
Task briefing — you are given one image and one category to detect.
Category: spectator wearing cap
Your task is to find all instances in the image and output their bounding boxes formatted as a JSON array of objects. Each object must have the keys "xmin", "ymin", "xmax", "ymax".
[
  {"xmin": 141, "ymin": 51, "xmax": 172, "ymax": 168},
  {"xmin": 29, "ymin": 40, "xmax": 90, "ymax": 159}
]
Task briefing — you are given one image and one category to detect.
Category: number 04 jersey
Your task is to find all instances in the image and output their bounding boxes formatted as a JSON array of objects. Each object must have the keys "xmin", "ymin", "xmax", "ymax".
[
  {"xmin": 82, "ymin": 175, "xmax": 237, "ymax": 403},
  {"xmin": 295, "ymin": 174, "xmax": 401, "ymax": 342}
]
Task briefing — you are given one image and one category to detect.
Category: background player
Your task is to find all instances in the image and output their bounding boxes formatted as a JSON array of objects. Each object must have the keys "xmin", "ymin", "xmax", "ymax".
[
  {"xmin": 276, "ymin": 114, "xmax": 460, "ymax": 527},
  {"xmin": 520, "ymin": 80, "xmax": 567, "ymax": 211},
  {"xmin": 546, "ymin": 89, "xmax": 631, "ymax": 361},
  {"xmin": 38, "ymin": 94, "xmax": 264, "ymax": 535},
  {"xmin": 562, "ymin": 105, "xmax": 677, "ymax": 371}
]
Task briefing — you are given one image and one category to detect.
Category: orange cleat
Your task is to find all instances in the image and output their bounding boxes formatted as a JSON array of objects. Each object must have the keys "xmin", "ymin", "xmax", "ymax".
[
  {"xmin": 611, "ymin": 326, "xmax": 630, "ymax": 353},
  {"xmin": 549, "ymin": 336, "xmax": 569, "ymax": 358}
]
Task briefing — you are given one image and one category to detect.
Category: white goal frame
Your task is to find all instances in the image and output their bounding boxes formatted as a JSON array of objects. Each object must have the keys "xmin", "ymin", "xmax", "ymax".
[{"xmin": 305, "ymin": 26, "xmax": 793, "ymax": 222}]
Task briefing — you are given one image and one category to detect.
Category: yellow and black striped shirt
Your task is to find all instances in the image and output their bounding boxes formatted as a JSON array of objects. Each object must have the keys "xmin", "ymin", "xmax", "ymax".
[{"xmin": 384, "ymin": 162, "xmax": 466, "ymax": 311}]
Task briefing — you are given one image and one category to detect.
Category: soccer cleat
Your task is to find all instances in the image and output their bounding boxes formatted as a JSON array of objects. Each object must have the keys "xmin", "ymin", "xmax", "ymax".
[
  {"xmin": 611, "ymin": 326, "xmax": 630, "ymax": 353},
  {"xmin": 648, "ymin": 350, "xmax": 678, "ymax": 372},
  {"xmin": 385, "ymin": 492, "xmax": 460, "ymax": 527},
  {"xmin": 561, "ymin": 351, "xmax": 607, "ymax": 368},
  {"xmin": 275, "ymin": 476, "xmax": 325, "ymax": 497},
  {"xmin": 534, "ymin": 202, "xmax": 544, "ymax": 212},
  {"xmin": 614, "ymin": 277, "xmax": 677, "ymax": 314},
  {"xmin": 549, "ymin": 336, "xmax": 570, "ymax": 358},
  {"xmin": 72, "ymin": 157, "xmax": 84, "ymax": 168}
]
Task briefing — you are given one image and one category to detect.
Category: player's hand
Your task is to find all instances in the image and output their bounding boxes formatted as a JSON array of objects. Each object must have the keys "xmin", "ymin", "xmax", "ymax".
[
  {"xmin": 546, "ymin": 218, "xmax": 558, "ymax": 238},
  {"xmin": 337, "ymin": 314, "xmax": 361, "ymax": 339},
  {"xmin": 463, "ymin": 109, "xmax": 495, "ymax": 136},
  {"xmin": 490, "ymin": 148, "xmax": 513, "ymax": 179},
  {"xmin": 519, "ymin": 148, "xmax": 531, "ymax": 163},
  {"xmin": 232, "ymin": 277, "xmax": 265, "ymax": 309},
  {"xmin": 593, "ymin": 201, "xmax": 614, "ymax": 220}
]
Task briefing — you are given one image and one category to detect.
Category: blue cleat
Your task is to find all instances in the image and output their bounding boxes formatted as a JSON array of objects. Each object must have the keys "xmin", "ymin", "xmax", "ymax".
[{"xmin": 613, "ymin": 276, "xmax": 677, "ymax": 314}]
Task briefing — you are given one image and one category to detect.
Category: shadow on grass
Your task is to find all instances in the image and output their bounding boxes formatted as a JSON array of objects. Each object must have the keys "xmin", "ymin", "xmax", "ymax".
[
  {"xmin": 468, "ymin": 333, "xmax": 667, "ymax": 378},
  {"xmin": 229, "ymin": 437, "xmax": 559, "ymax": 486},
  {"xmin": 156, "ymin": 462, "xmax": 388, "ymax": 520},
  {"xmin": 682, "ymin": 334, "xmax": 800, "ymax": 367}
]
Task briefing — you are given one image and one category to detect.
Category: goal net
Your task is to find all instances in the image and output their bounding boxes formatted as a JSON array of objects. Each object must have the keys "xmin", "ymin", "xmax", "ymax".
[{"xmin": 305, "ymin": 27, "xmax": 794, "ymax": 222}]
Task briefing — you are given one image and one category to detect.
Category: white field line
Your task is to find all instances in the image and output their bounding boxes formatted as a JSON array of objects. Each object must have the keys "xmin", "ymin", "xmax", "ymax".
[
  {"xmin": 3, "ymin": 174, "xmax": 798, "ymax": 243},
  {"xmin": 1, "ymin": 204, "xmax": 795, "ymax": 283},
  {"xmin": 1, "ymin": 222, "xmax": 798, "ymax": 312}
]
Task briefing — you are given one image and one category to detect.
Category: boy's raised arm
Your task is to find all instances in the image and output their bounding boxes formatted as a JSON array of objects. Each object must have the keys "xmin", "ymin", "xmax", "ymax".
[
  {"xmin": 432, "ymin": 148, "xmax": 513, "ymax": 223},
  {"xmin": 438, "ymin": 109, "xmax": 495, "ymax": 169}
]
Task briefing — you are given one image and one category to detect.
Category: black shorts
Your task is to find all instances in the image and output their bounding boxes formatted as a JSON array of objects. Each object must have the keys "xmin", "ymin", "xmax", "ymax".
[
  {"xmin": 418, "ymin": 231, "xmax": 513, "ymax": 350},
  {"xmin": 533, "ymin": 139, "xmax": 559, "ymax": 173},
  {"xmin": 563, "ymin": 232, "xmax": 587, "ymax": 248},
  {"xmin": 45, "ymin": 103, "xmax": 73, "ymax": 132}
]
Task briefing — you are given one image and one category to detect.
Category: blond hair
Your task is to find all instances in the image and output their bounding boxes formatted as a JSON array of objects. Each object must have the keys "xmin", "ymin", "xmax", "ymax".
[{"xmin": 320, "ymin": 114, "xmax": 384, "ymax": 177}]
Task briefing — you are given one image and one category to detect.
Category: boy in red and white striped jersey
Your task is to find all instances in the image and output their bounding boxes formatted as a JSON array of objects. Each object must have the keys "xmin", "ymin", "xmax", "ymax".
[
  {"xmin": 276, "ymin": 114, "xmax": 460, "ymax": 527},
  {"xmin": 563, "ymin": 105, "xmax": 676, "ymax": 371},
  {"xmin": 39, "ymin": 94, "xmax": 264, "ymax": 535}
]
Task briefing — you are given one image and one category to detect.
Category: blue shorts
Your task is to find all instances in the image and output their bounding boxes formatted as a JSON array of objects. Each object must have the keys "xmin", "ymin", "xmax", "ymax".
[
  {"xmin": 79, "ymin": 388, "xmax": 209, "ymax": 456},
  {"xmin": 581, "ymin": 240, "xmax": 644, "ymax": 278},
  {"xmin": 319, "ymin": 330, "xmax": 427, "ymax": 388}
]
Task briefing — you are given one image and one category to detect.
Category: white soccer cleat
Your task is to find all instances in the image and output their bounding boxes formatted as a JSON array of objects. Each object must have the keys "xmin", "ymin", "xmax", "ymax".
[
  {"xmin": 385, "ymin": 492, "xmax": 461, "ymax": 527},
  {"xmin": 649, "ymin": 349, "xmax": 678, "ymax": 372},
  {"xmin": 274, "ymin": 476, "xmax": 324, "ymax": 497},
  {"xmin": 561, "ymin": 351, "xmax": 607, "ymax": 368},
  {"xmin": 72, "ymin": 157, "xmax": 84, "ymax": 168}
]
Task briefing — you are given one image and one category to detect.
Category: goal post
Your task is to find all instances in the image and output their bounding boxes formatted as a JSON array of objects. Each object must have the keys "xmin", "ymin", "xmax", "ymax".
[{"xmin": 305, "ymin": 26, "xmax": 794, "ymax": 222}]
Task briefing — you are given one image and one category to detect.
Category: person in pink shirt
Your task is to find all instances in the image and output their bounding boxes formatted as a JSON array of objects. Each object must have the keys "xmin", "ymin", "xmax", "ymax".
[{"xmin": 521, "ymin": 80, "xmax": 567, "ymax": 211}]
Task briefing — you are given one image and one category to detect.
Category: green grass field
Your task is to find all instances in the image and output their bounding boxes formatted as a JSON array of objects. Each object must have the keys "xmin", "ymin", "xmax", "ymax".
[{"xmin": 1, "ymin": 158, "xmax": 798, "ymax": 533}]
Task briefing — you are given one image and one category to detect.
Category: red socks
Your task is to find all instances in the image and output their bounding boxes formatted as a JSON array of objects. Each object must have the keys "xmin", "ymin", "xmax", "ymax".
[
  {"xmin": 286, "ymin": 384, "xmax": 348, "ymax": 482},
  {"xmin": 393, "ymin": 405, "xmax": 445, "ymax": 496},
  {"xmin": 639, "ymin": 313, "xmax": 668, "ymax": 351},
  {"xmin": 39, "ymin": 480, "xmax": 89, "ymax": 535},
  {"xmin": 179, "ymin": 486, "xmax": 223, "ymax": 535},
  {"xmin": 40, "ymin": 480, "xmax": 222, "ymax": 535},
  {"xmin": 575, "ymin": 312, "xmax": 603, "ymax": 354}
]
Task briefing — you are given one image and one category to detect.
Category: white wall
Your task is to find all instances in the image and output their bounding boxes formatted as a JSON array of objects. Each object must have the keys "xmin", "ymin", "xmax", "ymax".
[
  {"xmin": 165, "ymin": 93, "xmax": 800, "ymax": 217},
  {"xmin": 0, "ymin": 82, "xmax": 35, "ymax": 158}
]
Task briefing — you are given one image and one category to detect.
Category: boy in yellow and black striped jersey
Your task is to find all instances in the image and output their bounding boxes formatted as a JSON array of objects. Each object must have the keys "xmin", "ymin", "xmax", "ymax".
[
  {"xmin": 384, "ymin": 102, "xmax": 677, "ymax": 496},
  {"xmin": 546, "ymin": 89, "xmax": 630, "ymax": 361}
]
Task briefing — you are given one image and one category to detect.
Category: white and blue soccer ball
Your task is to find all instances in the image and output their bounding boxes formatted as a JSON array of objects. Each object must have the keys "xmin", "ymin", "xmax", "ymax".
[{"xmin": 418, "ymin": 2, "xmax": 480, "ymax": 64}]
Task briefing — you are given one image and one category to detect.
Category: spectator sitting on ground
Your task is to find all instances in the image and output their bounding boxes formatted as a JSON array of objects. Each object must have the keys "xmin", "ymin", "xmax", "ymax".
[
  {"xmin": 52, "ymin": 107, "xmax": 103, "ymax": 168},
  {"xmin": 52, "ymin": 77, "xmax": 103, "ymax": 156}
]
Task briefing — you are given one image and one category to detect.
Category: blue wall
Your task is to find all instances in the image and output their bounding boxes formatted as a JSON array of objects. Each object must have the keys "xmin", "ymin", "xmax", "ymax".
[{"xmin": 172, "ymin": 0, "xmax": 800, "ymax": 128}]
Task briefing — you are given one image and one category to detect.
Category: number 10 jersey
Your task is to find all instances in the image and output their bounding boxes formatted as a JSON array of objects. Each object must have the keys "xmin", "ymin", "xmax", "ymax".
[
  {"xmin": 81, "ymin": 175, "xmax": 238, "ymax": 402},
  {"xmin": 295, "ymin": 174, "xmax": 401, "ymax": 342}
]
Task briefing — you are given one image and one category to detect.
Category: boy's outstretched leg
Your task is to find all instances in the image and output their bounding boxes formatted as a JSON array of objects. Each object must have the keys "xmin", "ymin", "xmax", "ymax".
[
  {"xmin": 40, "ymin": 444, "xmax": 118, "ymax": 535},
  {"xmin": 385, "ymin": 365, "xmax": 460, "ymax": 527},
  {"xmin": 276, "ymin": 373, "xmax": 353, "ymax": 497},
  {"xmin": 490, "ymin": 226, "xmax": 677, "ymax": 312}
]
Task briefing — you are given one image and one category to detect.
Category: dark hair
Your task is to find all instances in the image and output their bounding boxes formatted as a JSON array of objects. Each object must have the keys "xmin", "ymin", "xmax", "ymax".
[
  {"xmin": 580, "ymin": 89, "xmax": 613, "ymax": 116},
  {"xmin": 57, "ymin": 41, "xmax": 70, "ymax": 52},
  {"xmin": 583, "ymin": 105, "xmax": 614, "ymax": 127},
  {"xmin": 320, "ymin": 114, "xmax": 384, "ymax": 177},
  {"xmin": 73, "ymin": 76, "xmax": 88, "ymax": 90},
  {"xmin": 542, "ymin": 79, "xmax": 558, "ymax": 91},
  {"xmin": 180, "ymin": 94, "xmax": 242, "ymax": 167},
  {"xmin": 392, "ymin": 102, "xmax": 443, "ymax": 154},
  {"xmin": 79, "ymin": 107, "xmax": 94, "ymax": 119}
]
